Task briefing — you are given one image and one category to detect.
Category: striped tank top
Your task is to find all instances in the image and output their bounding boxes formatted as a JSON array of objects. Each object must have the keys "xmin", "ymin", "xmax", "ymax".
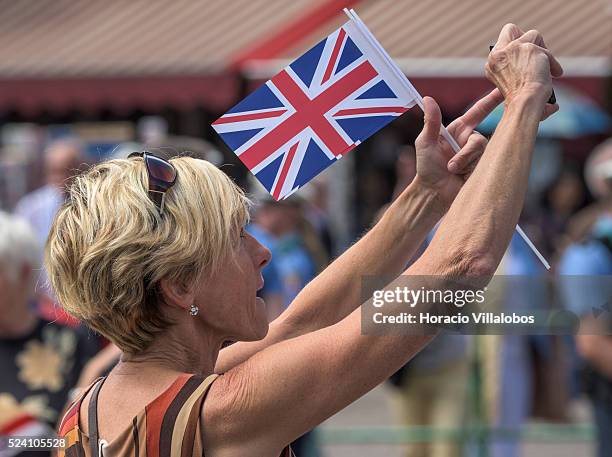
[{"xmin": 57, "ymin": 373, "xmax": 295, "ymax": 457}]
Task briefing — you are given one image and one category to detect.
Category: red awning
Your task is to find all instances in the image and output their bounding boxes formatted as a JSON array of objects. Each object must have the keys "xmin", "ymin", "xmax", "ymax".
[
  {"xmin": 0, "ymin": 0, "xmax": 341, "ymax": 113},
  {"xmin": 237, "ymin": 0, "xmax": 611, "ymax": 76},
  {"xmin": 0, "ymin": 75, "xmax": 237, "ymax": 115},
  {"xmin": 0, "ymin": 0, "xmax": 609, "ymax": 114}
]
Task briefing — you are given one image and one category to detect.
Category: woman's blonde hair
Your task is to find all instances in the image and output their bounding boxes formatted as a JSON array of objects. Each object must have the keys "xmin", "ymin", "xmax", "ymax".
[{"xmin": 45, "ymin": 156, "xmax": 249, "ymax": 353}]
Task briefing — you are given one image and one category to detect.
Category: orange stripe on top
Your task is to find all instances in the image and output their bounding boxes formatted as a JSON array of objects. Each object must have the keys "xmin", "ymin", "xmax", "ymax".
[
  {"xmin": 58, "ymin": 399, "xmax": 82, "ymax": 436},
  {"xmin": 58, "ymin": 377, "xmax": 106, "ymax": 438},
  {"xmin": 145, "ymin": 374, "xmax": 191, "ymax": 457}
]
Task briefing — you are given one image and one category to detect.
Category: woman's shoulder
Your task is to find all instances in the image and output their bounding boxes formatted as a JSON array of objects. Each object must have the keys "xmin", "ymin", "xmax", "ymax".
[{"xmin": 201, "ymin": 372, "xmax": 295, "ymax": 456}]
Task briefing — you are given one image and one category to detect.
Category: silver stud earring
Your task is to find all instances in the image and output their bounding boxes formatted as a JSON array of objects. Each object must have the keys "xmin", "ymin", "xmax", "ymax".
[{"xmin": 189, "ymin": 304, "xmax": 199, "ymax": 316}]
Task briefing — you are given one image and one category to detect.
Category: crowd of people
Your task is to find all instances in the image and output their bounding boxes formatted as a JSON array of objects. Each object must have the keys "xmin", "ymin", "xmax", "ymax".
[
  {"xmin": 0, "ymin": 28, "xmax": 610, "ymax": 457},
  {"xmin": 2, "ymin": 140, "xmax": 610, "ymax": 457}
]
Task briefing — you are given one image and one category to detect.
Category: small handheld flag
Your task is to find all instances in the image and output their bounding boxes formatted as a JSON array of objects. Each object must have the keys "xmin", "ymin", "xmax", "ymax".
[{"xmin": 213, "ymin": 16, "xmax": 418, "ymax": 200}]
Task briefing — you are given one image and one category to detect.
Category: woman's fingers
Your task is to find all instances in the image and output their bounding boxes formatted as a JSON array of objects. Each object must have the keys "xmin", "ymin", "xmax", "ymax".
[
  {"xmin": 447, "ymin": 132, "xmax": 488, "ymax": 174},
  {"xmin": 517, "ymin": 29, "xmax": 546, "ymax": 47},
  {"xmin": 415, "ymin": 96, "xmax": 443, "ymax": 148},
  {"xmin": 448, "ymin": 88, "xmax": 503, "ymax": 145},
  {"xmin": 493, "ymin": 23, "xmax": 524, "ymax": 49},
  {"xmin": 462, "ymin": 88, "xmax": 504, "ymax": 129}
]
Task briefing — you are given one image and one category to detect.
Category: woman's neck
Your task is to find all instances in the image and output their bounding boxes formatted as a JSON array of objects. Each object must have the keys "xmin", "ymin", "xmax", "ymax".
[{"xmin": 120, "ymin": 323, "xmax": 223, "ymax": 375}]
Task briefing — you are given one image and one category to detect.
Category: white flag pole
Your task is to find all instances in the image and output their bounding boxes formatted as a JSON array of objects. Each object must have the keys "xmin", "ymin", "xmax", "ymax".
[
  {"xmin": 344, "ymin": 8, "xmax": 551, "ymax": 270},
  {"xmin": 344, "ymin": 9, "xmax": 461, "ymax": 151}
]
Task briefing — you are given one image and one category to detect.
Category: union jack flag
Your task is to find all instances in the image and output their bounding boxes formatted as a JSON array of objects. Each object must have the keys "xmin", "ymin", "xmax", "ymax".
[{"xmin": 213, "ymin": 22, "xmax": 417, "ymax": 200}]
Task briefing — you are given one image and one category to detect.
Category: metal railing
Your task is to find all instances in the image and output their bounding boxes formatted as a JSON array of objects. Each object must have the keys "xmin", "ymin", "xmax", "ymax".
[{"xmin": 318, "ymin": 423, "xmax": 594, "ymax": 445}]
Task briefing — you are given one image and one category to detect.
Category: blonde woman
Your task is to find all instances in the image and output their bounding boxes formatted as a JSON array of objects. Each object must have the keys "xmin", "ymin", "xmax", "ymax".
[{"xmin": 49, "ymin": 25, "xmax": 560, "ymax": 457}]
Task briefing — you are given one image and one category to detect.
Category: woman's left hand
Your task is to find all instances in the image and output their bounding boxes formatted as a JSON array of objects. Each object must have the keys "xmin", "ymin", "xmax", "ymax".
[{"xmin": 414, "ymin": 89, "xmax": 503, "ymax": 210}]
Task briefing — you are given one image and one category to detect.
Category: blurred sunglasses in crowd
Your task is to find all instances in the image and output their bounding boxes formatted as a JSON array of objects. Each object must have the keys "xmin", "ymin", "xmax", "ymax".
[{"xmin": 128, "ymin": 152, "xmax": 177, "ymax": 215}]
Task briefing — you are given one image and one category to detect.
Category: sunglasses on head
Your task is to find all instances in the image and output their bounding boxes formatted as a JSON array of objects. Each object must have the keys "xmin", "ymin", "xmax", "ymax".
[{"xmin": 128, "ymin": 152, "xmax": 177, "ymax": 215}]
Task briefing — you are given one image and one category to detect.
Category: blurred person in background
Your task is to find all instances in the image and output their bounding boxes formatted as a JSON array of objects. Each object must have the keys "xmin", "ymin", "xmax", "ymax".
[
  {"xmin": 299, "ymin": 176, "xmax": 334, "ymax": 259},
  {"xmin": 387, "ymin": 146, "xmax": 471, "ymax": 457},
  {"xmin": 538, "ymin": 165, "xmax": 588, "ymax": 258},
  {"xmin": 557, "ymin": 138, "xmax": 612, "ymax": 457},
  {"xmin": 483, "ymin": 142, "xmax": 584, "ymax": 457},
  {"xmin": 0, "ymin": 212, "xmax": 98, "ymax": 455},
  {"xmin": 393, "ymin": 335, "xmax": 471, "ymax": 457},
  {"xmin": 250, "ymin": 197, "xmax": 326, "ymax": 457},
  {"xmin": 134, "ymin": 117, "xmax": 224, "ymax": 167},
  {"xmin": 255, "ymin": 198, "xmax": 326, "ymax": 305},
  {"xmin": 490, "ymin": 235, "xmax": 558, "ymax": 457},
  {"xmin": 246, "ymin": 218, "xmax": 285, "ymax": 321},
  {"xmin": 14, "ymin": 138, "xmax": 83, "ymax": 249},
  {"xmin": 558, "ymin": 138, "xmax": 612, "ymax": 246},
  {"xmin": 14, "ymin": 138, "xmax": 83, "ymax": 319}
]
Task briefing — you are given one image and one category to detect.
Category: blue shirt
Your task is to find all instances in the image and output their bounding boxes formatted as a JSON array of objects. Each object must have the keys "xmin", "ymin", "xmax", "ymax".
[
  {"xmin": 558, "ymin": 238, "xmax": 612, "ymax": 317},
  {"xmin": 14, "ymin": 185, "xmax": 63, "ymax": 250},
  {"xmin": 275, "ymin": 233, "xmax": 316, "ymax": 306},
  {"xmin": 246, "ymin": 224, "xmax": 283, "ymax": 299}
]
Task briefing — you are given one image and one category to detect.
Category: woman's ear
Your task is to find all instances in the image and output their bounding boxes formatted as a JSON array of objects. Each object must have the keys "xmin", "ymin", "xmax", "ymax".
[{"xmin": 158, "ymin": 277, "xmax": 196, "ymax": 312}]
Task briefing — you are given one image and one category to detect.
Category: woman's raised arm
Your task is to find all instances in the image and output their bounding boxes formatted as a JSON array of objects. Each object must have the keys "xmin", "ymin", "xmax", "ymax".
[{"xmin": 204, "ymin": 25, "xmax": 560, "ymax": 457}]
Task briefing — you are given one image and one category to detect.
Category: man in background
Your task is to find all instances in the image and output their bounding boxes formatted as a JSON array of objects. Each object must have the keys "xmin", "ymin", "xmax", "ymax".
[
  {"xmin": 387, "ymin": 146, "xmax": 471, "ymax": 457},
  {"xmin": 15, "ymin": 139, "xmax": 82, "ymax": 249},
  {"xmin": 246, "ymin": 220, "xmax": 285, "ymax": 322},
  {"xmin": 254, "ymin": 198, "xmax": 321, "ymax": 305},
  {"xmin": 0, "ymin": 212, "xmax": 98, "ymax": 456},
  {"xmin": 14, "ymin": 139, "xmax": 83, "ymax": 321},
  {"xmin": 249, "ymin": 196, "xmax": 324, "ymax": 457},
  {"xmin": 558, "ymin": 138, "xmax": 612, "ymax": 457}
]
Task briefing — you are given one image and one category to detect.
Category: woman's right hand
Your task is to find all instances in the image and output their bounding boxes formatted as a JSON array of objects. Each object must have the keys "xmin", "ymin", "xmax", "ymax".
[{"xmin": 486, "ymin": 24, "xmax": 563, "ymax": 120}]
